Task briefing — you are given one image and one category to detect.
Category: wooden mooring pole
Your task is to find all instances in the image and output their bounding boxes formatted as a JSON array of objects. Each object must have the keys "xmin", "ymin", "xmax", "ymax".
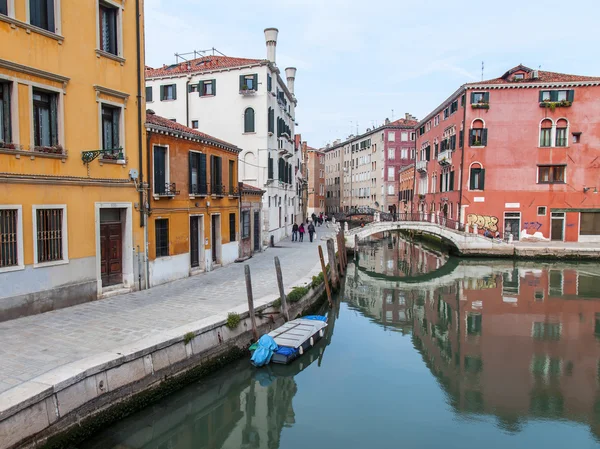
[
  {"xmin": 244, "ymin": 264, "xmax": 259, "ymax": 341},
  {"xmin": 319, "ymin": 245, "xmax": 333, "ymax": 307},
  {"xmin": 354, "ymin": 234, "xmax": 358, "ymax": 261},
  {"xmin": 326, "ymin": 238, "xmax": 338, "ymax": 288},
  {"xmin": 274, "ymin": 256, "xmax": 290, "ymax": 322},
  {"xmin": 336, "ymin": 232, "xmax": 345, "ymax": 277}
]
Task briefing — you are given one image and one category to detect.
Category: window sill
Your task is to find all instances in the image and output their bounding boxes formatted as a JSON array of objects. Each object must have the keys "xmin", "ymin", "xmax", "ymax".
[
  {"xmin": 95, "ymin": 49, "xmax": 126, "ymax": 65},
  {"xmin": 99, "ymin": 158, "xmax": 127, "ymax": 165},
  {"xmin": 153, "ymin": 194, "xmax": 175, "ymax": 200},
  {"xmin": 199, "ymin": 94, "xmax": 215, "ymax": 98},
  {"xmin": 0, "ymin": 264, "xmax": 25, "ymax": 274},
  {"xmin": 538, "ymin": 146, "xmax": 569, "ymax": 149},
  {"xmin": 470, "ymin": 145, "xmax": 486, "ymax": 149},
  {"xmin": 0, "ymin": 15, "xmax": 64, "ymax": 42},
  {"xmin": 243, "ymin": 132, "xmax": 256, "ymax": 135},
  {"xmin": 0, "ymin": 147, "xmax": 67, "ymax": 160},
  {"xmin": 537, "ymin": 182, "xmax": 566, "ymax": 185},
  {"xmin": 34, "ymin": 259, "xmax": 69, "ymax": 269}
]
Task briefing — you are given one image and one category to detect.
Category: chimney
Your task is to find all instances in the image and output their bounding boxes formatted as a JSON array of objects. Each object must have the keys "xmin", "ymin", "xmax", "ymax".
[
  {"xmin": 385, "ymin": 118, "xmax": 390, "ymax": 125},
  {"xmin": 264, "ymin": 28, "xmax": 279, "ymax": 64},
  {"xmin": 285, "ymin": 67, "xmax": 297, "ymax": 94},
  {"xmin": 405, "ymin": 113, "xmax": 410, "ymax": 120}
]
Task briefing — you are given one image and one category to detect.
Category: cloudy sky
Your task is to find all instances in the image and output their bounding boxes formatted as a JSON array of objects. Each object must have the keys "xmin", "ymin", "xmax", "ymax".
[{"xmin": 145, "ymin": 0, "xmax": 600, "ymax": 147}]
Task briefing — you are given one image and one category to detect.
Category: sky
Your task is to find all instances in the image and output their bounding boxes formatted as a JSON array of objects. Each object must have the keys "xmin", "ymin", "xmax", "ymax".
[{"xmin": 145, "ymin": 0, "xmax": 600, "ymax": 148}]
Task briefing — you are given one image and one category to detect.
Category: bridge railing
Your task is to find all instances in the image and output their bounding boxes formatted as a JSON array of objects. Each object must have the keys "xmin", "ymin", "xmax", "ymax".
[{"xmin": 380, "ymin": 213, "xmax": 466, "ymax": 232}]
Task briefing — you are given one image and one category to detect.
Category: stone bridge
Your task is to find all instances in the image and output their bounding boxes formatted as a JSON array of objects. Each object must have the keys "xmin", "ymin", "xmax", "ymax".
[{"xmin": 344, "ymin": 220, "xmax": 513, "ymax": 256}]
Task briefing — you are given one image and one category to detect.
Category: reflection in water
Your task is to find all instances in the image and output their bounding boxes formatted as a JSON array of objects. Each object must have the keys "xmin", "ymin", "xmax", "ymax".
[{"xmin": 81, "ymin": 232, "xmax": 600, "ymax": 448}]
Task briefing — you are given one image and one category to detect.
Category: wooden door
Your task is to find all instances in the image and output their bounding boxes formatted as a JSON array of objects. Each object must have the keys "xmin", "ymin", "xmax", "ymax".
[
  {"xmin": 253, "ymin": 212, "xmax": 260, "ymax": 251},
  {"xmin": 100, "ymin": 222, "xmax": 122, "ymax": 286},
  {"xmin": 551, "ymin": 214, "xmax": 564, "ymax": 241},
  {"xmin": 211, "ymin": 215, "xmax": 218, "ymax": 263},
  {"xmin": 190, "ymin": 216, "xmax": 199, "ymax": 268}
]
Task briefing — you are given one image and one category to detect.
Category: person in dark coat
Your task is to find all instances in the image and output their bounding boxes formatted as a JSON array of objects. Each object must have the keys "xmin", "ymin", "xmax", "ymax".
[
  {"xmin": 308, "ymin": 222, "xmax": 316, "ymax": 242},
  {"xmin": 298, "ymin": 223, "xmax": 305, "ymax": 242},
  {"xmin": 292, "ymin": 223, "xmax": 298, "ymax": 241}
]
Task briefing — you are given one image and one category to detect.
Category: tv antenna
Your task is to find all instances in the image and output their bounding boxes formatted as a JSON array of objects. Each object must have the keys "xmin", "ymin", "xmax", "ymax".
[{"xmin": 481, "ymin": 61, "xmax": 484, "ymax": 81}]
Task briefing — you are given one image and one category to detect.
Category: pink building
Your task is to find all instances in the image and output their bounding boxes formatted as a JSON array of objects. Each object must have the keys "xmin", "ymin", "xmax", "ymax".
[{"xmin": 383, "ymin": 117, "xmax": 417, "ymax": 214}]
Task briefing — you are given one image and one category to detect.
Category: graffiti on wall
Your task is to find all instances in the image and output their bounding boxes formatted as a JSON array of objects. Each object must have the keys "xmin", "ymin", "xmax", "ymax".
[
  {"xmin": 467, "ymin": 214, "xmax": 499, "ymax": 232},
  {"xmin": 523, "ymin": 221, "xmax": 542, "ymax": 231}
]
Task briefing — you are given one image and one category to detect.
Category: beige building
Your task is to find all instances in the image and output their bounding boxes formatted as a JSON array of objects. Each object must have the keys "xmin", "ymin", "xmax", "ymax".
[
  {"xmin": 307, "ymin": 147, "xmax": 325, "ymax": 216},
  {"xmin": 324, "ymin": 142, "xmax": 343, "ymax": 214}
]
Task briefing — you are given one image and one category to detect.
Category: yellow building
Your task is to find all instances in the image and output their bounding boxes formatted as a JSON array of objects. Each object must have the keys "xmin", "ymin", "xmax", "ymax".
[{"xmin": 0, "ymin": 0, "xmax": 146, "ymax": 321}]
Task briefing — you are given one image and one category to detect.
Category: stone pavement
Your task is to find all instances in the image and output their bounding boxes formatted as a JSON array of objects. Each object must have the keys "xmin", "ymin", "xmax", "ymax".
[{"xmin": 0, "ymin": 228, "xmax": 338, "ymax": 395}]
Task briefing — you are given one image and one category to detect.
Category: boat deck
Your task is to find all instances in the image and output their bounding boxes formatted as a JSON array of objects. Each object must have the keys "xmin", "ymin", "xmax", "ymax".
[{"xmin": 268, "ymin": 318, "xmax": 328, "ymax": 349}]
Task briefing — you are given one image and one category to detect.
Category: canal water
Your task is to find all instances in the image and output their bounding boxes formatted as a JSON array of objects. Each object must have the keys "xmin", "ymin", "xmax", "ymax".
[{"xmin": 81, "ymin": 232, "xmax": 600, "ymax": 449}]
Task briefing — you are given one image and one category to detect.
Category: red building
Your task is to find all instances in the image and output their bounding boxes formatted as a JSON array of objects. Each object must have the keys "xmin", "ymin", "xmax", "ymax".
[{"xmin": 414, "ymin": 65, "xmax": 600, "ymax": 242}]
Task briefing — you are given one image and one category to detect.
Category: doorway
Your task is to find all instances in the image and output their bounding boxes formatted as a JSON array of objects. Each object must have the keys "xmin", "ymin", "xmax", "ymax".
[
  {"xmin": 253, "ymin": 211, "xmax": 260, "ymax": 251},
  {"xmin": 211, "ymin": 214, "xmax": 221, "ymax": 264},
  {"xmin": 504, "ymin": 212, "xmax": 521, "ymax": 241},
  {"xmin": 190, "ymin": 215, "xmax": 204, "ymax": 270},
  {"xmin": 551, "ymin": 212, "xmax": 565, "ymax": 241},
  {"xmin": 100, "ymin": 209, "xmax": 123, "ymax": 287}
]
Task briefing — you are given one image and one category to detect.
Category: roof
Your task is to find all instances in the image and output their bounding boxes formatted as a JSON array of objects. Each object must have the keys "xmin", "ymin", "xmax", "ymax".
[
  {"xmin": 241, "ymin": 183, "xmax": 265, "ymax": 195},
  {"xmin": 388, "ymin": 118, "xmax": 419, "ymax": 127},
  {"xmin": 145, "ymin": 112, "xmax": 240, "ymax": 153},
  {"xmin": 146, "ymin": 56, "xmax": 266, "ymax": 78},
  {"xmin": 466, "ymin": 64, "xmax": 600, "ymax": 86}
]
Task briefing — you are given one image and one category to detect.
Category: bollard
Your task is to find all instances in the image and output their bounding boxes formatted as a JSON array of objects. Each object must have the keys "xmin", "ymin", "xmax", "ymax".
[
  {"xmin": 473, "ymin": 224, "xmax": 478, "ymax": 235},
  {"xmin": 274, "ymin": 256, "xmax": 290, "ymax": 322},
  {"xmin": 244, "ymin": 265, "xmax": 259, "ymax": 341},
  {"xmin": 326, "ymin": 238, "xmax": 339, "ymax": 287},
  {"xmin": 319, "ymin": 245, "xmax": 333, "ymax": 307}
]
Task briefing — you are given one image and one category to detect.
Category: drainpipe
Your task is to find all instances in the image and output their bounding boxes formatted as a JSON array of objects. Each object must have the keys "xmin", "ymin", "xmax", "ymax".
[
  {"xmin": 145, "ymin": 129, "xmax": 152, "ymax": 289},
  {"xmin": 458, "ymin": 86, "xmax": 467, "ymax": 225},
  {"xmin": 238, "ymin": 181, "xmax": 243, "ymax": 259}
]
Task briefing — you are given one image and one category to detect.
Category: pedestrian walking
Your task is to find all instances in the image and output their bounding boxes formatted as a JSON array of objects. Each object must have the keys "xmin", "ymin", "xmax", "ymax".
[
  {"xmin": 311, "ymin": 213, "xmax": 317, "ymax": 225},
  {"xmin": 298, "ymin": 223, "xmax": 305, "ymax": 242},
  {"xmin": 292, "ymin": 222, "xmax": 298, "ymax": 241},
  {"xmin": 308, "ymin": 221, "xmax": 316, "ymax": 242}
]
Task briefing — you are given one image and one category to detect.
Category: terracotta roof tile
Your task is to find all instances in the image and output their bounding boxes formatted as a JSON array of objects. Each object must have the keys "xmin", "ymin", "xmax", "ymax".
[
  {"xmin": 146, "ymin": 56, "xmax": 266, "ymax": 78},
  {"xmin": 145, "ymin": 112, "xmax": 239, "ymax": 151},
  {"xmin": 467, "ymin": 64, "xmax": 600, "ymax": 85},
  {"xmin": 388, "ymin": 118, "xmax": 418, "ymax": 127},
  {"xmin": 241, "ymin": 183, "xmax": 265, "ymax": 193}
]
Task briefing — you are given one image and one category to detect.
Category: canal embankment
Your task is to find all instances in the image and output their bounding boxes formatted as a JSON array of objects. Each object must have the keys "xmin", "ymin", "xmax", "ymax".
[{"xmin": 0, "ymin": 230, "xmax": 344, "ymax": 449}]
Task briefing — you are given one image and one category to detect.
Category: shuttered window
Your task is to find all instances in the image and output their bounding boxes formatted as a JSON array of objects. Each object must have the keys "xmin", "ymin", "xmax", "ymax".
[
  {"xmin": 189, "ymin": 152, "xmax": 207, "ymax": 195},
  {"xmin": 153, "ymin": 146, "xmax": 167, "ymax": 195},
  {"xmin": 0, "ymin": 82, "xmax": 11, "ymax": 144},
  {"xmin": 101, "ymin": 104, "xmax": 121, "ymax": 154},
  {"xmin": 145, "ymin": 86, "xmax": 153, "ymax": 102},
  {"xmin": 210, "ymin": 155, "xmax": 223, "ymax": 194},
  {"xmin": 99, "ymin": 2, "xmax": 118, "ymax": 55},
  {"xmin": 470, "ymin": 168, "xmax": 485, "ymax": 190},
  {"xmin": 239, "ymin": 74, "xmax": 258, "ymax": 91},
  {"xmin": 229, "ymin": 213, "xmax": 236, "ymax": 242},
  {"xmin": 470, "ymin": 128, "xmax": 488, "ymax": 146},
  {"xmin": 160, "ymin": 84, "xmax": 177, "ymax": 101},
  {"xmin": 241, "ymin": 211, "xmax": 250, "ymax": 239},
  {"xmin": 268, "ymin": 107, "xmax": 274, "ymax": 133},
  {"xmin": 268, "ymin": 155, "xmax": 274, "ymax": 179},
  {"xmin": 32, "ymin": 89, "xmax": 58, "ymax": 148},
  {"xmin": 0, "ymin": 209, "xmax": 18, "ymax": 268},
  {"xmin": 228, "ymin": 160, "xmax": 235, "ymax": 194},
  {"xmin": 36, "ymin": 208, "xmax": 64, "ymax": 263},
  {"xmin": 267, "ymin": 74, "xmax": 272, "ymax": 92},
  {"xmin": 199, "ymin": 80, "xmax": 216, "ymax": 97},
  {"xmin": 244, "ymin": 108, "xmax": 255, "ymax": 133},
  {"xmin": 155, "ymin": 219, "xmax": 169, "ymax": 257},
  {"xmin": 29, "ymin": 0, "xmax": 55, "ymax": 32}
]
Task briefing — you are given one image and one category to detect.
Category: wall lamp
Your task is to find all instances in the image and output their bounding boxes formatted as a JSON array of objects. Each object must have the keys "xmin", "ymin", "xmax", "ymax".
[{"xmin": 583, "ymin": 186, "xmax": 598, "ymax": 193}]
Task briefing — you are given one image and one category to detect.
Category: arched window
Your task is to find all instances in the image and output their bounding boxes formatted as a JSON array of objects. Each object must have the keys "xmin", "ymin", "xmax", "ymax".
[
  {"xmin": 243, "ymin": 151, "xmax": 257, "ymax": 180},
  {"xmin": 469, "ymin": 119, "xmax": 487, "ymax": 147},
  {"xmin": 469, "ymin": 162, "xmax": 485, "ymax": 191},
  {"xmin": 555, "ymin": 118, "xmax": 568, "ymax": 147},
  {"xmin": 540, "ymin": 119, "xmax": 553, "ymax": 147},
  {"xmin": 244, "ymin": 108, "xmax": 255, "ymax": 133}
]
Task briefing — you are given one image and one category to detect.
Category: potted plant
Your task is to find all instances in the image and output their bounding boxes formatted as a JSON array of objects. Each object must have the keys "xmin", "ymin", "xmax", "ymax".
[{"xmin": 0, "ymin": 142, "xmax": 17, "ymax": 150}]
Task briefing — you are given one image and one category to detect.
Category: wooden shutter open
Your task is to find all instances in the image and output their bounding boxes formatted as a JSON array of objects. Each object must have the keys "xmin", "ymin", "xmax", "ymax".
[
  {"xmin": 160, "ymin": 85, "xmax": 165, "ymax": 101},
  {"xmin": 449, "ymin": 171, "xmax": 455, "ymax": 191},
  {"xmin": 483, "ymin": 92, "xmax": 490, "ymax": 103},
  {"xmin": 112, "ymin": 107, "xmax": 120, "ymax": 148},
  {"xmin": 481, "ymin": 129, "xmax": 488, "ymax": 146},
  {"xmin": 199, "ymin": 153, "xmax": 207, "ymax": 194},
  {"xmin": 49, "ymin": 93, "xmax": 58, "ymax": 145},
  {"xmin": 550, "ymin": 91, "xmax": 558, "ymax": 101},
  {"xmin": 198, "ymin": 81, "xmax": 204, "ymax": 96},
  {"xmin": 239, "ymin": 75, "xmax": 245, "ymax": 90},
  {"xmin": 253, "ymin": 74, "xmax": 258, "ymax": 91},
  {"xmin": 212, "ymin": 79, "xmax": 216, "ymax": 96},
  {"xmin": 171, "ymin": 84, "xmax": 177, "ymax": 100},
  {"xmin": 567, "ymin": 90, "xmax": 574, "ymax": 102}
]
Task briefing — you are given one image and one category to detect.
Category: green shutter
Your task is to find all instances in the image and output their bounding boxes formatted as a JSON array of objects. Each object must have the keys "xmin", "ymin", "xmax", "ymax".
[
  {"xmin": 449, "ymin": 171, "xmax": 455, "ymax": 191},
  {"xmin": 212, "ymin": 79, "xmax": 216, "ymax": 96},
  {"xmin": 199, "ymin": 153, "xmax": 207, "ymax": 194},
  {"xmin": 112, "ymin": 108, "xmax": 120, "ymax": 148},
  {"xmin": 539, "ymin": 91, "xmax": 545, "ymax": 102},
  {"xmin": 239, "ymin": 75, "xmax": 245, "ymax": 90},
  {"xmin": 253, "ymin": 74, "xmax": 258, "ymax": 91},
  {"xmin": 160, "ymin": 85, "xmax": 165, "ymax": 101},
  {"xmin": 483, "ymin": 92, "xmax": 490, "ymax": 103},
  {"xmin": 481, "ymin": 129, "xmax": 488, "ymax": 146},
  {"xmin": 459, "ymin": 130, "xmax": 463, "ymax": 148},
  {"xmin": 567, "ymin": 90, "xmax": 574, "ymax": 102},
  {"xmin": 469, "ymin": 129, "xmax": 476, "ymax": 146},
  {"xmin": 550, "ymin": 91, "xmax": 558, "ymax": 102},
  {"xmin": 470, "ymin": 92, "xmax": 475, "ymax": 104},
  {"xmin": 198, "ymin": 81, "xmax": 204, "ymax": 96},
  {"xmin": 172, "ymin": 84, "xmax": 177, "ymax": 100},
  {"xmin": 50, "ymin": 94, "xmax": 58, "ymax": 145},
  {"xmin": 480, "ymin": 169, "xmax": 485, "ymax": 190},
  {"xmin": 469, "ymin": 169, "xmax": 476, "ymax": 190},
  {"xmin": 189, "ymin": 152, "xmax": 193, "ymax": 193}
]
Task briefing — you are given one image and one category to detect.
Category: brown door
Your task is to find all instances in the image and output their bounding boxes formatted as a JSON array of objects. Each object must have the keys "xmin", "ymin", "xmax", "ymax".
[
  {"xmin": 100, "ymin": 222, "xmax": 123, "ymax": 286},
  {"xmin": 551, "ymin": 214, "xmax": 564, "ymax": 241}
]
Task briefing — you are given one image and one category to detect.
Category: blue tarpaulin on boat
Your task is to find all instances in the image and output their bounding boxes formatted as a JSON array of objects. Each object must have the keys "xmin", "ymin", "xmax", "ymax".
[
  {"xmin": 251, "ymin": 335, "xmax": 278, "ymax": 367},
  {"xmin": 303, "ymin": 315, "xmax": 327, "ymax": 322},
  {"xmin": 275, "ymin": 346, "xmax": 298, "ymax": 356}
]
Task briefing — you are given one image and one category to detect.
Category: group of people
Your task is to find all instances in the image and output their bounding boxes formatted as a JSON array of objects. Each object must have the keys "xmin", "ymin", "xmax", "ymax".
[{"xmin": 291, "ymin": 220, "xmax": 316, "ymax": 242}]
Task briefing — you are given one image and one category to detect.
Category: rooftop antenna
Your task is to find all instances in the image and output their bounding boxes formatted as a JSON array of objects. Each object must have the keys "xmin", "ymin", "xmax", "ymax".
[
  {"xmin": 356, "ymin": 122, "xmax": 359, "ymax": 135},
  {"xmin": 391, "ymin": 109, "xmax": 394, "ymax": 121},
  {"xmin": 481, "ymin": 61, "xmax": 484, "ymax": 81}
]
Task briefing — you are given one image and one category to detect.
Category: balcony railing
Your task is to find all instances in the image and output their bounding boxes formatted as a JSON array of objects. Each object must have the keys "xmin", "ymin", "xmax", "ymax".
[
  {"xmin": 416, "ymin": 160, "xmax": 427, "ymax": 172},
  {"xmin": 155, "ymin": 183, "xmax": 179, "ymax": 198},
  {"xmin": 189, "ymin": 184, "xmax": 208, "ymax": 196},
  {"xmin": 437, "ymin": 150, "xmax": 452, "ymax": 165},
  {"xmin": 239, "ymin": 88, "xmax": 256, "ymax": 96}
]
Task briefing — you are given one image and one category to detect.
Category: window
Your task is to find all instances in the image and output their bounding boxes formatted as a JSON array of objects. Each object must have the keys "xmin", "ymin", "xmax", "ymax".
[
  {"xmin": 228, "ymin": 160, "xmax": 235, "ymax": 194},
  {"xmin": 244, "ymin": 107, "xmax": 255, "ymax": 133},
  {"xmin": 145, "ymin": 86, "xmax": 153, "ymax": 102},
  {"xmin": 540, "ymin": 119, "xmax": 552, "ymax": 147},
  {"xmin": 388, "ymin": 131, "xmax": 395, "ymax": 142},
  {"xmin": 461, "ymin": 94, "xmax": 465, "ymax": 106},
  {"xmin": 268, "ymin": 107, "xmax": 274, "ymax": 133},
  {"xmin": 514, "ymin": 73, "xmax": 524, "ymax": 80},
  {"xmin": 153, "ymin": 145, "xmax": 168, "ymax": 195},
  {"xmin": 0, "ymin": 207, "xmax": 23, "ymax": 270},
  {"xmin": 580, "ymin": 212, "xmax": 600, "ymax": 236},
  {"xmin": 410, "ymin": 132, "xmax": 416, "ymax": 141},
  {"xmin": 35, "ymin": 206, "xmax": 67, "ymax": 264},
  {"xmin": 239, "ymin": 74, "xmax": 258, "ymax": 91},
  {"xmin": 401, "ymin": 132, "xmax": 408, "ymax": 142},
  {"xmin": 443, "ymin": 107, "xmax": 449, "ymax": 119},
  {"xmin": 32, "ymin": 89, "xmax": 58, "ymax": 148},
  {"xmin": 29, "ymin": 0, "xmax": 55, "ymax": 32},
  {"xmin": 0, "ymin": 82, "xmax": 11, "ymax": 144},
  {"xmin": 450, "ymin": 100, "xmax": 458, "ymax": 114},
  {"xmin": 387, "ymin": 167, "xmax": 394, "ymax": 181},
  {"xmin": 572, "ymin": 133, "xmax": 581, "ymax": 144},
  {"xmin": 533, "ymin": 322, "xmax": 561, "ymax": 341},
  {"xmin": 469, "ymin": 166, "xmax": 485, "ymax": 190},
  {"xmin": 99, "ymin": 2, "xmax": 118, "ymax": 55},
  {"xmin": 155, "ymin": 219, "xmax": 169, "ymax": 257},
  {"xmin": 555, "ymin": 119, "xmax": 568, "ymax": 147},
  {"xmin": 189, "ymin": 151, "xmax": 207, "ymax": 195},
  {"xmin": 467, "ymin": 313, "xmax": 482, "ymax": 335},
  {"xmin": 538, "ymin": 165, "xmax": 565, "ymax": 184},
  {"xmin": 387, "ymin": 184, "xmax": 394, "ymax": 195},
  {"xmin": 401, "ymin": 149, "xmax": 407, "ymax": 159},
  {"xmin": 160, "ymin": 84, "xmax": 177, "ymax": 101},
  {"xmin": 210, "ymin": 155, "xmax": 223, "ymax": 195},
  {"xmin": 199, "ymin": 80, "xmax": 216, "ymax": 97},
  {"xmin": 191, "ymin": 120, "xmax": 199, "ymax": 129},
  {"xmin": 101, "ymin": 104, "xmax": 121, "ymax": 153},
  {"xmin": 539, "ymin": 90, "xmax": 574, "ymax": 103},
  {"xmin": 387, "ymin": 148, "xmax": 395, "ymax": 160},
  {"xmin": 267, "ymin": 74, "xmax": 272, "ymax": 92},
  {"xmin": 229, "ymin": 213, "xmax": 236, "ymax": 242},
  {"xmin": 0, "ymin": 0, "xmax": 7, "ymax": 15},
  {"xmin": 241, "ymin": 211, "xmax": 250, "ymax": 239},
  {"xmin": 434, "ymin": 115, "xmax": 439, "ymax": 126},
  {"xmin": 537, "ymin": 206, "xmax": 547, "ymax": 216},
  {"xmin": 471, "ymin": 92, "xmax": 489, "ymax": 104}
]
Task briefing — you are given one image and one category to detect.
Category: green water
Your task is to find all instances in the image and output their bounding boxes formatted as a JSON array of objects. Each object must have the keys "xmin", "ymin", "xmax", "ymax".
[{"xmin": 81, "ymin": 234, "xmax": 600, "ymax": 449}]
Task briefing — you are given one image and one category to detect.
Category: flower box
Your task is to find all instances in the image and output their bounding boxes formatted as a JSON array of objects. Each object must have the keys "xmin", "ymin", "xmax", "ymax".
[
  {"xmin": 471, "ymin": 103, "xmax": 490, "ymax": 110},
  {"xmin": 34, "ymin": 145, "xmax": 64, "ymax": 154},
  {"xmin": 539, "ymin": 100, "xmax": 572, "ymax": 109}
]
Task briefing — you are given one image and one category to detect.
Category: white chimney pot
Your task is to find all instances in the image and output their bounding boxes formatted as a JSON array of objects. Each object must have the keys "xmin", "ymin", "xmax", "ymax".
[
  {"xmin": 285, "ymin": 67, "xmax": 297, "ymax": 94},
  {"xmin": 264, "ymin": 28, "xmax": 279, "ymax": 64}
]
